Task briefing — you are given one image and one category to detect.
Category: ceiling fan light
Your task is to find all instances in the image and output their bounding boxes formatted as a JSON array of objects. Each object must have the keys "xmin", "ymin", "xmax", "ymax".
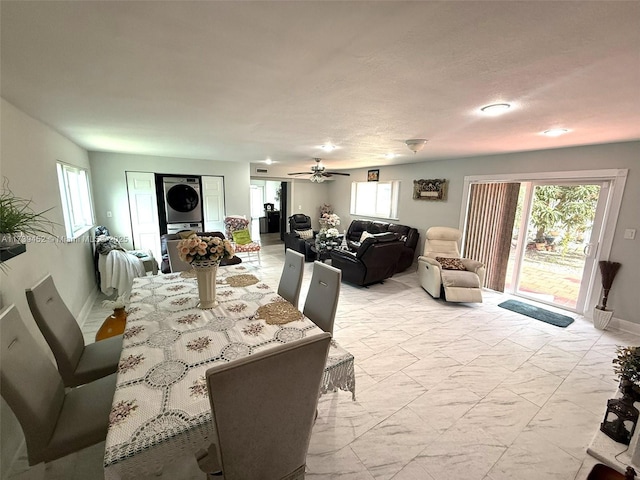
[
  {"xmin": 310, "ymin": 174, "xmax": 325, "ymax": 183},
  {"xmin": 405, "ymin": 139, "xmax": 427, "ymax": 154}
]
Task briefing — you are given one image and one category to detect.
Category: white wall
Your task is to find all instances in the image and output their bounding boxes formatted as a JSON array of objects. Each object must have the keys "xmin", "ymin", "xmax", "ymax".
[
  {"xmin": 0, "ymin": 98, "xmax": 96, "ymax": 476},
  {"xmin": 326, "ymin": 141, "xmax": 640, "ymax": 324},
  {"xmin": 89, "ymin": 152, "xmax": 251, "ymax": 249}
]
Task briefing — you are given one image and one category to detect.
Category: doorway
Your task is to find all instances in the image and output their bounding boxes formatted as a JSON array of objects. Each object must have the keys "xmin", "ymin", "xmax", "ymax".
[
  {"xmin": 461, "ymin": 169, "xmax": 627, "ymax": 314},
  {"xmin": 505, "ymin": 182, "xmax": 607, "ymax": 311}
]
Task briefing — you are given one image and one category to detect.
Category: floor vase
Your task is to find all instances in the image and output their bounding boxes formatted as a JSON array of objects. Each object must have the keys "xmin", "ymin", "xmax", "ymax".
[
  {"xmin": 193, "ymin": 260, "xmax": 219, "ymax": 309},
  {"xmin": 96, "ymin": 307, "xmax": 127, "ymax": 341},
  {"xmin": 593, "ymin": 307, "xmax": 614, "ymax": 330}
]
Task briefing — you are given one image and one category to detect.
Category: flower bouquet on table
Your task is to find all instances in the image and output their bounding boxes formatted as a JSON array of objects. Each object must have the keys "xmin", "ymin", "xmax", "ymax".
[
  {"xmin": 176, "ymin": 234, "xmax": 235, "ymax": 309},
  {"xmin": 177, "ymin": 234, "xmax": 235, "ymax": 267}
]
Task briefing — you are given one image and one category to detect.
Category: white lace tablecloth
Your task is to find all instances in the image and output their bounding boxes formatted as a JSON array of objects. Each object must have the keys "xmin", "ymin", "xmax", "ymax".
[{"xmin": 103, "ymin": 264, "xmax": 355, "ymax": 479}]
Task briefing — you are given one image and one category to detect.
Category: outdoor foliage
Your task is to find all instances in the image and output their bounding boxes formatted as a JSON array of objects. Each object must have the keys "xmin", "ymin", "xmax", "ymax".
[{"xmin": 529, "ymin": 185, "xmax": 600, "ymax": 250}]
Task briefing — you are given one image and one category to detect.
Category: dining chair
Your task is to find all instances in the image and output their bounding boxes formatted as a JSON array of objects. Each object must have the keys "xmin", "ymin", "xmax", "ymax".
[
  {"xmin": 167, "ymin": 239, "xmax": 194, "ymax": 272},
  {"xmin": 277, "ymin": 249, "xmax": 305, "ymax": 308},
  {"xmin": 26, "ymin": 274, "xmax": 122, "ymax": 388},
  {"xmin": 198, "ymin": 332, "xmax": 332, "ymax": 480},
  {"xmin": 303, "ymin": 261, "xmax": 341, "ymax": 334},
  {"xmin": 0, "ymin": 304, "xmax": 116, "ymax": 466}
]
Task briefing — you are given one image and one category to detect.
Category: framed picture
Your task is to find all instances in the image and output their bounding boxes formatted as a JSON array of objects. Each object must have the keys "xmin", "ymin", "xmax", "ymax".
[
  {"xmin": 367, "ymin": 169, "xmax": 379, "ymax": 182},
  {"xmin": 413, "ymin": 179, "xmax": 447, "ymax": 201}
]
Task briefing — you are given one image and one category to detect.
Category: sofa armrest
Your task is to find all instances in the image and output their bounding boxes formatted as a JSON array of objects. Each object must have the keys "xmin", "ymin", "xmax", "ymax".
[
  {"xmin": 330, "ymin": 249, "xmax": 358, "ymax": 264},
  {"xmin": 418, "ymin": 255, "xmax": 440, "ymax": 267}
]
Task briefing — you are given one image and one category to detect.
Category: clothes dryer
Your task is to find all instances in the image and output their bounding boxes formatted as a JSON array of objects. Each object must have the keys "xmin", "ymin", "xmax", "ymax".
[{"xmin": 163, "ymin": 177, "xmax": 203, "ymax": 224}]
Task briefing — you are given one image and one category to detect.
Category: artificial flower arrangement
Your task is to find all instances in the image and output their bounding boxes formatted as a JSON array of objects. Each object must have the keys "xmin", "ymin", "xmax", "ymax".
[
  {"xmin": 177, "ymin": 234, "xmax": 235, "ymax": 264},
  {"xmin": 325, "ymin": 228, "xmax": 340, "ymax": 239},
  {"xmin": 321, "ymin": 213, "xmax": 340, "ymax": 227},
  {"xmin": 319, "ymin": 204, "xmax": 333, "ymax": 216}
]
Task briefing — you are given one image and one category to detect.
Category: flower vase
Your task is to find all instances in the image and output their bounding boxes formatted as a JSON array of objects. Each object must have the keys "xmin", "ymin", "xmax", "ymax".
[
  {"xmin": 593, "ymin": 307, "xmax": 614, "ymax": 330},
  {"xmin": 96, "ymin": 307, "xmax": 127, "ymax": 342},
  {"xmin": 192, "ymin": 260, "xmax": 220, "ymax": 309}
]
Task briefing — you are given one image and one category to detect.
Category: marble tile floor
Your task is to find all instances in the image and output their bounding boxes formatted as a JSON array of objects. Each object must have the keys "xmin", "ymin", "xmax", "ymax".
[{"xmin": 6, "ymin": 242, "xmax": 639, "ymax": 480}]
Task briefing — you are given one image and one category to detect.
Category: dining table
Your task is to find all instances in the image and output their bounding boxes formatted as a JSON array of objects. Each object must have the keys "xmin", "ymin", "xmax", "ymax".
[{"xmin": 103, "ymin": 263, "xmax": 355, "ymax": 479}]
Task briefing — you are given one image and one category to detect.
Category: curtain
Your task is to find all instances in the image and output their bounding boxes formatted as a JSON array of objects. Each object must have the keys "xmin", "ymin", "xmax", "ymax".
[{"xmin": 464, "ymin": 183, "xmax": 520, "ymax": 292}]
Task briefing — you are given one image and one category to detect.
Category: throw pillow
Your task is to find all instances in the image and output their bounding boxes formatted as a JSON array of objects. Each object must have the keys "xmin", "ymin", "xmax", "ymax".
[
  {"xmin": 296, "ymin": 229, "xmax": 314, "ymax": 240},
  {"xmin": 232, "ymin": 229, "xmax": 252, "ymax": 245},
  {"xmin": 359, "ymin": 231, "xmax": 375, "ymax": 243},
  {"xmin": 435, "ymin": 256, "xmax": 466, "ymax": 270},
  {"xmin": 178, "ymin": 230, "xmax": 196, "ymax": 239}
]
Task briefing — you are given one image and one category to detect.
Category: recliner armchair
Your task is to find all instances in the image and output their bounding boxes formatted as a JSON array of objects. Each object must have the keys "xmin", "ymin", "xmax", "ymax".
[
  {"xmin": 417, "ymin": 226, "xmax": 485, "ymax": 303},
  {"xmin": 283, "ymin": 214, "xmax": 317, "ymax": 262},
  {"xmin": 330, "ymin": 232, "xmax": 405, "ymax": 286}
]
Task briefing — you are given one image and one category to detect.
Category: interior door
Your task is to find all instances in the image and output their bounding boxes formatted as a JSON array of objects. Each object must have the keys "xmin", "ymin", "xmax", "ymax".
[
  {"xmin": 126, "ymin": 171, "xmax": 161, "ymax": 263},
  {"xmin": 507, "ymin": 181, "xmax": 609, "ymax": 312},
  {"xmin": 202, "ymin": 176, "xmax": 225, "ymax": 233}
]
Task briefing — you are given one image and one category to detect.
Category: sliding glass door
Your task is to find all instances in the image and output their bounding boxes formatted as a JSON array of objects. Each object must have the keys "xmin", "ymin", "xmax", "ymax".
[{"xmin": 505, "ymin": 181, "xmax": 608, "ymax": 311}]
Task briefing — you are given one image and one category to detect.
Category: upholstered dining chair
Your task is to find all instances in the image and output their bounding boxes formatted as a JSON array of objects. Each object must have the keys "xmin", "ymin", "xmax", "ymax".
[
  {"xmin": 26, "ymin": 274, "xmax": 122, "ymax": 387},
  {"xmin": 167, "ymin": 239, "xmax": 194, "ymax": 272},
  {"xmin": 0, "ymin": 304, "xmax": 116, "ymax": 466},
  {"xmin": 277, "ymin": 249, "xmax": 305, "ymax": 308},
  {"xmin": 197, "ymin": 332, "xmax": 331, "ymax": 480},
  {"xmin": 303, "ymin": 261, "xmax": 341, "ymax": 334},
  {"xmin": 417, "ymin": 226, "xmax": 486, "ymax": 303}
]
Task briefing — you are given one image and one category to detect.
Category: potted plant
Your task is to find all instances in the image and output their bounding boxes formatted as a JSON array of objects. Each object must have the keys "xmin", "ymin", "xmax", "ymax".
[
  {"xmin": 613, "ymin": 346, "xmax": 640, "ymax": 392},
  {"xmin": 593, "ymin": 260, "xmax": 622, "ymax": 330},
  {"xmin": 0, "ymin": 179, "xmax": 56, "ymax": 268}
]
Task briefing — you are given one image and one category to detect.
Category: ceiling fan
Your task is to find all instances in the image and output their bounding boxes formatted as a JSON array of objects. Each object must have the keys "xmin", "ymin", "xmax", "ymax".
[{"xmin": 287, "ymin": 158, "xmax": 351, "ymax": 183}]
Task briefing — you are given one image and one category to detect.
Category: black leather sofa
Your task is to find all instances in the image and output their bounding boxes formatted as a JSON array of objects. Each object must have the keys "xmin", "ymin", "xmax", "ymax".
[
  {"xmin": 345, "ymin": 219, "xmax": 419, "ymax": 272},
  {"xmin": 283, "ymin": 214, "xmax": 317, "ymax": 262},
  {"xmin": 330, "ymin": 232, "xmax": 406, "ymax": 286},
  {"xmin": 160, "ymin": 231, "xmax": 241, "ymax": 273}
]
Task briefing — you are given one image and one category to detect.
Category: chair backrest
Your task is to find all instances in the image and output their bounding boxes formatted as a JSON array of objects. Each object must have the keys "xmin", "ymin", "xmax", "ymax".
[
  {"xmin": 0, "ymin": 305, "xmax": 65, "ymax": 465},
  {"xmin": 288, "ymin": 214, "xmax": 311, "ymax": 232},
  {"xmin": 303, "ymin": 261, "xmax": 341, "ymax": 333},
  {"xmin": 277, "ymin": 249, "xmax": 305, "ymax": 308},
  {"xmin": 224, "ymin": 215, "xmax": 249, "ymax": 239},
  {"xmin": 206, "ymin": 333, "xmax": 331, "ymax": 480},
  {"xmin": 25, "ymin": 275, "xmax": 85, "ymax": 386},
  {"xmin": 423, "ymin": 226, "xmax": 462, "ymax": 258},
  {"xmin": 167, "ymin": 239, "xmax": 194, "ymax": 272}
]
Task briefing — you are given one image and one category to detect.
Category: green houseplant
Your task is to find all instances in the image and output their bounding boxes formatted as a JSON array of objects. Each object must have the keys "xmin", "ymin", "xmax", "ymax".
[{"xmin": 0, "ymin": 178, "xmax": 57, "ymax": 268}]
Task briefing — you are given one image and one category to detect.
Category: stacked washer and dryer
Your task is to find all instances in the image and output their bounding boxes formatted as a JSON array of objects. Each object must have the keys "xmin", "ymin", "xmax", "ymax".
[{"xmin": 162, "ymin": 177, "xmax": 204, "ymax": 234}]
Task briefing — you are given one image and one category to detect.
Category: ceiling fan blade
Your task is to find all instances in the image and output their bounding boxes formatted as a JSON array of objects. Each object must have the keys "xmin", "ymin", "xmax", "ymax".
[
  {"xmin": 325, "ymin": 171, "xmax": 351, "ymax": 176},
  {"xmin": 287, "ymin": 172, "xmax": 310, "ymax": 175}
]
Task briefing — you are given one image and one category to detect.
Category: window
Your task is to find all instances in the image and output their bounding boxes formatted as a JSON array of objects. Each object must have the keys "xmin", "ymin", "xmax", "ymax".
[
  {"xmin": 56, "ymin": 162, "xmax": 94, "ymax": 239},
  {"xmin": 350, "ymin": 180, "xmax": 400, "ymax": 220}
]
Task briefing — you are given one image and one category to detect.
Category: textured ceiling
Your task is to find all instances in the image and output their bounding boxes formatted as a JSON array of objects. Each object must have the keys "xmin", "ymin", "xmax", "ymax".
[{"xmin": 1, "ymin": 1, "xmax": 639, "ymax": 173}]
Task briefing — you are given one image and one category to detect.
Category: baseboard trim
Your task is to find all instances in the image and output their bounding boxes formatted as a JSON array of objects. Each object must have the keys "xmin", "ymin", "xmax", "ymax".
[
  {"xmin": 606, "ymin": 316, "xmax": 640, "ymax": 336},
  {"xmin": 77, "ymin": 286, "xmax": 99, "ymax": 328}
]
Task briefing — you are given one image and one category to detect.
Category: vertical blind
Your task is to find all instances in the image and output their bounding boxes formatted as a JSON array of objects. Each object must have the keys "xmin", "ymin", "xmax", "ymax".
[{"xmin": 464, "ymin": 182, "xmax": 520, "ymax": 292}]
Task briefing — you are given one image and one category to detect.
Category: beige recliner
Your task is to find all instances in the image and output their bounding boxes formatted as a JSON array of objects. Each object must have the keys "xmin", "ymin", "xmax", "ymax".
[{"xmin": 417, "ymin": 226, "xmax": 485, "ymax": 303}]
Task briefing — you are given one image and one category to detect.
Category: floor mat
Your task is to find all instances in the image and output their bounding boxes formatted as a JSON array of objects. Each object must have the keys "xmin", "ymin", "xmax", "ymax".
[{"xmin": 498, "ymin": 299, "xmax": 574, "ymax": 327}]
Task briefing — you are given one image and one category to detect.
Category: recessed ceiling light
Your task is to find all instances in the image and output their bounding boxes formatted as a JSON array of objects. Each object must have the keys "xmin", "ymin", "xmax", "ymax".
[
  {"xmin": 384, "ymin": 153, "xmax": 396, "ymax": 159},
  {"xmin": 542, "ymin": 128, "xmax": 570, "ymax": 137},
  {"xmin": 265, "ymin": 158, "xmax": 272, "ymax": 165},
  {"xmin": 320, "ymin": 144, "xmax": 337, "ymax": 152},
  {"xmin": 480, "ymin": 103, "xmax": 511, "ymax": 116}
]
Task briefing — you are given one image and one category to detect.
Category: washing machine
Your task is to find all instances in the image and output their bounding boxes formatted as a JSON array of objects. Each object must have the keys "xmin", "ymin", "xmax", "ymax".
[
  {"xmin": 167, "ymin": 222, "xmax": 203, "ymax": 235},
  {"xmin": 163, "ymin": 177, "xmax": 203, "ymax": 224}
]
